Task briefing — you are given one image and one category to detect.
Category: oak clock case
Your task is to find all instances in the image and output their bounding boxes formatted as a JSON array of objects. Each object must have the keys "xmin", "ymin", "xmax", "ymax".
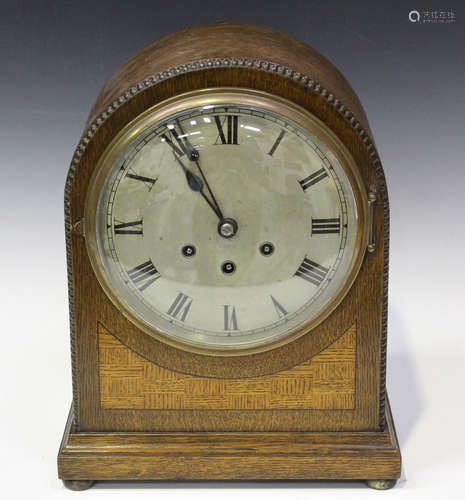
[{"xmin": 58, "ymin": 23, "xmax": 401, "ymax": 490}]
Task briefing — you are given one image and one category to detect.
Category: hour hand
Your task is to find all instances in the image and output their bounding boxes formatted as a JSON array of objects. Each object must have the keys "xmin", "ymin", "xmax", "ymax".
[
  {"xmin": 172, "ymin": 153, "xmax": 202, "ymax": 191},
  {"xmin": 183, "ymin": 163, "xmax": 203, "ymax": 192},
  {"xmin": 172, "ymin": 153, "xmax": 222, "ymax": 219},
  {"xmin": 172, "ymin": 119, "xmax": 224, "ymax": 220}
]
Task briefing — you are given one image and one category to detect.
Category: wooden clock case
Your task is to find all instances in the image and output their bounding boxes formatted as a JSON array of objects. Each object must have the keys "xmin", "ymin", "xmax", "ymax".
[{"xmin": 58, "ymin": 23, "xmax": 401, "ymax": 489}]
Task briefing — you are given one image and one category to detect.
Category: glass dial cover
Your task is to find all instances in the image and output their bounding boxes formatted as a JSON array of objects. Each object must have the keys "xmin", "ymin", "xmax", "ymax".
[{"xmin": 86, "ymin": 90, "xmax": 367, "ymax": 354}]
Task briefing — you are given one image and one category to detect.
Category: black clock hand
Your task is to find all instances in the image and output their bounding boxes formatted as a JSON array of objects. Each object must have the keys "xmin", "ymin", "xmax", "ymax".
[
  {"xmin": 172, "ymin": 153, "xmax": 222, "ymax": 219},
  {"xmin": 174, "ymin": 119, "xmax": 224, "ymax": 220},
  {"xmin": 190, "ymin": 151, "xmax": 224, "ymax": 221}
]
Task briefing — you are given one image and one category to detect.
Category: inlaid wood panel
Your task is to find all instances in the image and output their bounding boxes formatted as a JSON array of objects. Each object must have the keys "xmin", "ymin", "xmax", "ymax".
[{"xmin": 99, "ymin": 323, "xmax": 356, "ymax": 411}]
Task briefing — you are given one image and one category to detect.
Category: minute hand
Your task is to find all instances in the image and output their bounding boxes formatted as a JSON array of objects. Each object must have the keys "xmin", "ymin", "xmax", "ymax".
[
  {"xmin": 172, "ymin": 153, "xmax": 222, "ymax": 220},
  {"xmin": 174, "ymin": 118, "xmax": 224, "ymax": 220},
  {"xmin": 190, "ymin": 152, "xmax": 224, "ymax": 220}
]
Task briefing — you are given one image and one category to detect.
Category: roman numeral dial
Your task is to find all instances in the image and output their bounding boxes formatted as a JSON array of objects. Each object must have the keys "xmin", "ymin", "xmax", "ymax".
[
  {"xmin": 167, "ymin": 293, "xmax": 193, "ymax": 322},
  {"xmin": 127, "ymin": 260, "xmax": 160, "ymax": 292},
  {"xmin": 312, "ymin": 217, "xmax": 341, "ymax": 235},
  {"xmin": 295, "ymin": 258, "xmax": 330, "ymax": 286},
  {"xmin": 268, "ymin": 130, "xmax": 286, "ymax": 156},
  {"xmin": 223, "ymin": 305, "xmax": 238, "ymax": 331},
  {"xmin": 299, "ymin": 167, "xmax": 328, "ymax": 191},
  {"xmin": 95, "ymin": 99, "xmax": 359, "ymax": 351},
  {"xmin": 270, "ymin": 295, "xmax": 288, "ymax": 319},
  {"xmin": 114, "ymin": 220, "xmax": 143, "ymax": 235},
  {"xmin": 161, "ymin": 120, "xmax": 193, "ymax": 157},
  {"xmin": 126, "ymin": 172, "xmax": 157, "ymax": 190},
  {"xmin": 214, "ymin": 115, "xmax": 238, "ymax": 145}
]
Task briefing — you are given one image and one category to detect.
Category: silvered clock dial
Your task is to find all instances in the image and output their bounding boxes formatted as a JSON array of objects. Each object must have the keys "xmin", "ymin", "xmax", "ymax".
[{"xmin": 86, "ymin": 89, "xmax": 368, "ymax": 354}]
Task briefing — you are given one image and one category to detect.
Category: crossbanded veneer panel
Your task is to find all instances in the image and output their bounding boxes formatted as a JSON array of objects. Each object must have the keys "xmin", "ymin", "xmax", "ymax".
[{"xmin": 99, "ymin": 323, "xmax": 356, "ymax": 410}]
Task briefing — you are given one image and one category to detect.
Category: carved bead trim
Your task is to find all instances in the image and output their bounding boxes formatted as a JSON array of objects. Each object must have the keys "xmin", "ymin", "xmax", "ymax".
[{"xmin": 64, "ymin": 57, "xmax": 389, "ymax": 430}]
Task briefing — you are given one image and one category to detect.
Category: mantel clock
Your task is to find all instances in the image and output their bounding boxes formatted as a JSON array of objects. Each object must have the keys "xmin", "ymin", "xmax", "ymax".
[{"xmin": 58, "ymin": 23, "xmax": 401, "ymax": 490}]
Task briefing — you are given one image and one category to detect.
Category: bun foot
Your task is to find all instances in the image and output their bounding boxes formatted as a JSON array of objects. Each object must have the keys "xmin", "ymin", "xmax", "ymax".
[
  {"xmin": 366, "ymin": 479, "xmax": 397, "ymax": 490},
  {"xmin": 63, "ymin": 480, "xmax": 95, "ymax": 491}
]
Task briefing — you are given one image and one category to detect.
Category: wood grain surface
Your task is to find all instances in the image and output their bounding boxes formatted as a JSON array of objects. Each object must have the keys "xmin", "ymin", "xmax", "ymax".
[
  {"xmin": 87, "ymin": 23, "xmax": 373, "ymax": 138},
  {"xmin": 99, "ymin": 323, "xmax": 356, "ymax": 411},
  {"xmin": 58, "ymin": 398, "xmax": 401, "ymax": 480}
]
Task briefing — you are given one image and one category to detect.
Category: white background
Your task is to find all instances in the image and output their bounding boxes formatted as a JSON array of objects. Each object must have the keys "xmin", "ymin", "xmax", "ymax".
[{"xmin": 1, "ymin": 1, "xmax": 464, "ymax": 498}]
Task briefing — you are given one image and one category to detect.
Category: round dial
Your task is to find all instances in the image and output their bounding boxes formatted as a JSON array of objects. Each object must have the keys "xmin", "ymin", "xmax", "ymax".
[{"xmin": 86, "ymin": 90, "xmax": 367, "ymax": 354}]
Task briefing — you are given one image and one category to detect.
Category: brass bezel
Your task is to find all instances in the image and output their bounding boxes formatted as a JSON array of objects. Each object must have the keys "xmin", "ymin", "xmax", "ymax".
[{"xmin": 85, "ymin": 88, "xmax": 369, "ymax": 356}]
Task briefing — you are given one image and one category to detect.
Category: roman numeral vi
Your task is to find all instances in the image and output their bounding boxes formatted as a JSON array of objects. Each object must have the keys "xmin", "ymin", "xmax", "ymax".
[{"xmin": 223, "ymin": 305, "xmax": 238, "ymax": 331}]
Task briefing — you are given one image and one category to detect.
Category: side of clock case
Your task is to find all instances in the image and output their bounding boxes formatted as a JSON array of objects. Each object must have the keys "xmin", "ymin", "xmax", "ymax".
[{"xmin": 64, "ymin": 24, "xmax": 390, "ymax": 433}]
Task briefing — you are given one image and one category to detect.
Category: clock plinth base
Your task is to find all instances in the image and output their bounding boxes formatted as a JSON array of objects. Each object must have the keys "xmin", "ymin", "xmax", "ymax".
[{"xmin": 58, "ymin": 398, "xmax": 401, "ymax": 485}]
